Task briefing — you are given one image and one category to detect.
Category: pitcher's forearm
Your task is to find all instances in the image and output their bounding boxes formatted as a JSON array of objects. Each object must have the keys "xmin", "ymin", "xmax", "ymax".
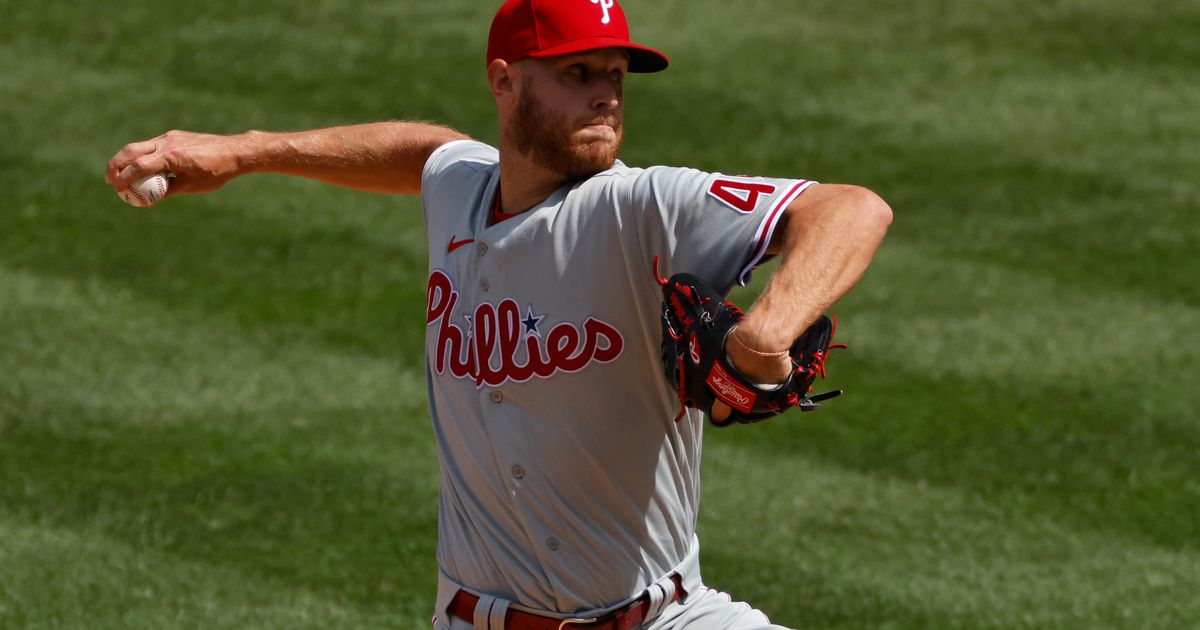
[
  {"xmin": 730, "ymin": 185, "xmax": 891, "ymax": 380},
  {"xmin": 244, "ymin": 122, "xmax": 468, "ymax": 194},
  {"xmin": 107, "ymin": 122, "xmax": 468, "ymax": 198}
]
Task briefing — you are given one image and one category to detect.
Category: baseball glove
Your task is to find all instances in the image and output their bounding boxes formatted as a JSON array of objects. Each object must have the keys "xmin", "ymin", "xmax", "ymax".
[{"xmin": 655, "ymin": 257, "xmax": 845, "ymax": 427}]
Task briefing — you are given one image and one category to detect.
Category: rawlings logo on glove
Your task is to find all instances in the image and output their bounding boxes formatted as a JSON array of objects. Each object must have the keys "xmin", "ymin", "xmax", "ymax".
[
  {"xmin": 654, "ymin": 256, "xmax": 846, "ymax": 427},
  {"xmin": 707, "ymin": 362, "xmax": 756, "ymax": 413}
]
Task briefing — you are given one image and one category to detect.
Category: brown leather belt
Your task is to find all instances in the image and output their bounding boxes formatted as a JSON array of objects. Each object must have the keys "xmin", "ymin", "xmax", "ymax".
[{"xmin": 448, "ymin": 574, "xmax": 684, "ymax": 630}]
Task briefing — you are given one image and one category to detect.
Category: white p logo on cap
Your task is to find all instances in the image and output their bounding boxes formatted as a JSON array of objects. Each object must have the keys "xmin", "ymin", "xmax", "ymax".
[
  {"xmin": 487, "ymin": 0, "xmax": 670, "ymax": 73},
  {"xmin": 590, "ymin": 0, "xmax": 614, "ymax": 24}
]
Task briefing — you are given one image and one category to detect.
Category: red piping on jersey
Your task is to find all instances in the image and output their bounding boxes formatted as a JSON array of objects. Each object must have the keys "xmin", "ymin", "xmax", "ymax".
[
  {"xmin": 488, "ymin": 181, "xmax": 520, "ymax": 226},
  {"xmin": 737, "ymin": 180, "xmax": 814, "ymax": 286}
]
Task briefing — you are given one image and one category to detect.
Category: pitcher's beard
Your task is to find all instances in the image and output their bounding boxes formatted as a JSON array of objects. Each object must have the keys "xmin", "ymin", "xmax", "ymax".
[{"xmin": 510, "ymin": 85, "xmax": 623, "ymax": 180}]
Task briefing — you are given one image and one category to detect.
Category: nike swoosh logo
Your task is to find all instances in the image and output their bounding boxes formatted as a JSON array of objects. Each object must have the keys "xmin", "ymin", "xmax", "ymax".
[{"xmin": 447, "ymin": 235, "xmax": 475, "ymax": 253}]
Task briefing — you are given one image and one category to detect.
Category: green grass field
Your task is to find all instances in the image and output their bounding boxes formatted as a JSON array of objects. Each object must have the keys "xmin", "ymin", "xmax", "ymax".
[{"xmin": 2, "ymin": 0, "xmax": 1198, "ymax": 627}]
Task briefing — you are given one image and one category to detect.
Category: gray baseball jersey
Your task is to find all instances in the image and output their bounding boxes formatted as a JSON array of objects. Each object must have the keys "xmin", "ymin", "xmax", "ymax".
[{"xmin": 420, "ymin": 140, "xmax": 815, "ymax": 614}]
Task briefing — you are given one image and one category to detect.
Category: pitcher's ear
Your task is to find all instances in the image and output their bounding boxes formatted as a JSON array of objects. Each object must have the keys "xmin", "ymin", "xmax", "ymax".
[{"xmin": 488, "ymin": 59, "xmax": 515, "ymax": 99}]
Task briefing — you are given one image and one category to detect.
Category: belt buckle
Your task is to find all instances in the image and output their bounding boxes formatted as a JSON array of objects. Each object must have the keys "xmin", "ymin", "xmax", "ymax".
[{"xmin": 557, "ymin": 617, "xmax": 598, "ymax": 629}]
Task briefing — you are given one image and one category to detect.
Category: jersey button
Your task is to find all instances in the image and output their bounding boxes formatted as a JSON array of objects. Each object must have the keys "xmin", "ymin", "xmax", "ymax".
[
  {"xmin": 480, "ymin": 277, "xmax": 490, "ymax": 292},
  {"xmin": 511, "ymin": 465, "xmax": 525, "ymax": 479},
  {"xmin": 476, "ymin": 242, "xmax": 488, "ymax": 256},
  {"xmin": 545, "ymin": 537, "xmax": 560, "ymax": 551},
  {"xmin": 489, "ymin": 391, "xmax": 503, "ymax": 404}
]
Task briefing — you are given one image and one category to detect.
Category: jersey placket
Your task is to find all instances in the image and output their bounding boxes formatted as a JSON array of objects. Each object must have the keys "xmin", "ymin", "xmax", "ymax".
[{"xmin": 470, "ymin": 219, "xmax": 575, "ymax": 592}]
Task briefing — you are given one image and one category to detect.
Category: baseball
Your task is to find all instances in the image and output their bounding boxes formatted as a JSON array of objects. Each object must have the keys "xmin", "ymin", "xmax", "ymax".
[{"xmin": 119, "ymin": 173, "xmax": 169, "ymax": 207}]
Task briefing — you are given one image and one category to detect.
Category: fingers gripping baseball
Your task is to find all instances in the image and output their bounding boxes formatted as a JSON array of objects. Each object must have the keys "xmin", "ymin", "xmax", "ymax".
[
  {"xmin": 107, "ymin": 130, "xmax": 245, "ymax": 199},
  {"xmin": 105, "ymin": 139, "xmax": 158, "ymax": 185}
]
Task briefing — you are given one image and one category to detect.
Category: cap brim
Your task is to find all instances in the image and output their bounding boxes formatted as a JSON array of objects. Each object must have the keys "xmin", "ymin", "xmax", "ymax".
[{"xmin": 529, "ymin": 36, "xmax": 669, "ymax": 73}]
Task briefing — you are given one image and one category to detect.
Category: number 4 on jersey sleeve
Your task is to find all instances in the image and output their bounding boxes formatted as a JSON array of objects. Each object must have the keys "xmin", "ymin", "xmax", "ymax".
[{"xmin": 707, "ymin": 177, "xmax": 778, "ymax": 214}]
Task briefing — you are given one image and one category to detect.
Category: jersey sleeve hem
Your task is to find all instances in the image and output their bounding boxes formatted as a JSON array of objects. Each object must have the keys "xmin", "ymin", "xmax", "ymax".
[
  {"xmin": 736, "ymin": 180, "xmax": 818, "ymax": 286},
  {"xmin": 422, "ymin": 139, "xmax": 480, "ymax": 185}
]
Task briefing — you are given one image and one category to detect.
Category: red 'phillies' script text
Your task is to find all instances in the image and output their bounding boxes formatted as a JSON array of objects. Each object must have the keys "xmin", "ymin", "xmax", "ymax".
[{"xmin": 426, "ymin": 270, "xmax": 624, "ymax": 387}]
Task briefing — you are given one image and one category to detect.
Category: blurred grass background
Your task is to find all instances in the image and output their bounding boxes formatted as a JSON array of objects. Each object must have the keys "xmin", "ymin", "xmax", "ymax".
[{"xmin": 1, "ymin": 0, "xmax": 1197, "ymax": 627}]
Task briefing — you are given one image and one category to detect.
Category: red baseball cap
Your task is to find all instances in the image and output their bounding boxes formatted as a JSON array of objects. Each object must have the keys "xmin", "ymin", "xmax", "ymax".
[{"xmin": 487, "ymin": 0, "xmax": 669, "ymax": 73}]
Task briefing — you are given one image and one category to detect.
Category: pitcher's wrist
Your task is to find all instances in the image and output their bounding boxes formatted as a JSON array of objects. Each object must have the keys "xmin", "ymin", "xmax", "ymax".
[{"xmin": 726, "ymin": 325, "xmax": 791, "ymax": 384}]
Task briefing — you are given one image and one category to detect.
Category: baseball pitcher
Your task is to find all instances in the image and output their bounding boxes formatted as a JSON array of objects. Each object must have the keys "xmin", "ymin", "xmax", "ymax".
[{"xmin": 105, "ymin": 1, "xmax": 891, "ymax": 628}]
